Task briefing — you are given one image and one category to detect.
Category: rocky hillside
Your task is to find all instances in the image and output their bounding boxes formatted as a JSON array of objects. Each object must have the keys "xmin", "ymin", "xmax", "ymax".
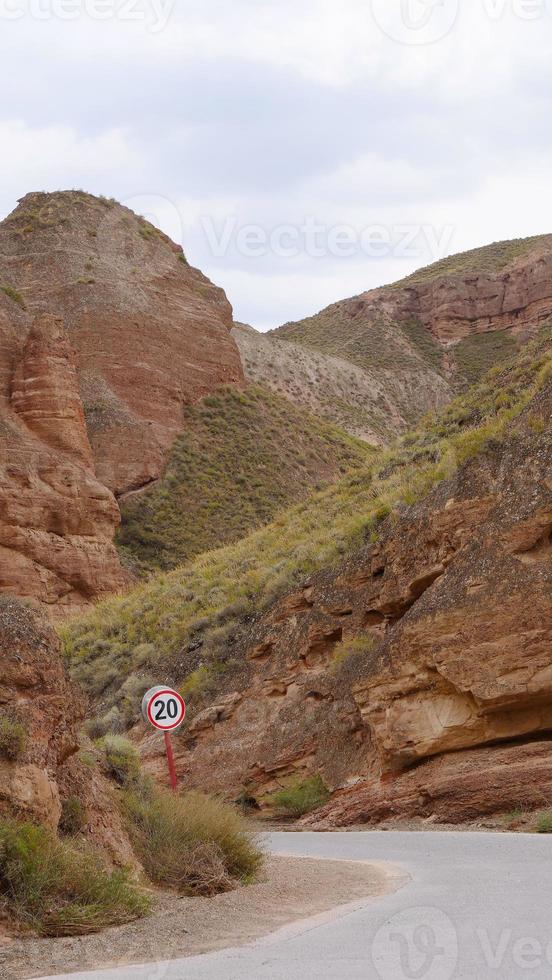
[
  {"xmin": 118, "ymin": 385, "xmax": 372, "ymax": 576},
  {"xmin": 232, "ymin": 322, "xmax": 419, "ymax": 445},
  {"xmin": 272, "ymin": 235, "xmax": 552, "ymax": 433},
  {"xmin": 0, "ymin": 311, "xmax": 126, "ymax": 613},
  {"xmin": 63, "ymin": 329, "xmax": 552, "ymax": 824},
  {"xmin": 0, "ymin": 191, "xmax": 243, "ymax": 496},
  {"xmin": 0, "ymin": 191, "xmax": 245, "ymax": 612},
  {"xmin": 2, "ymin": 197, "xmax": 552, "ymax": 619},
  {"xmin": 0, "ymin": 596, "xmax": 135, "ymax": 866}
]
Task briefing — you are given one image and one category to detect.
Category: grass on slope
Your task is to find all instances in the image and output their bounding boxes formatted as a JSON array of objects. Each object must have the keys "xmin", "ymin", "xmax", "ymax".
[
  {"xmin": 117, "ymin": 385, "xmax": 372, "ymax": 575},
  {"xmin": 0, "ymin": 819, "xmax": 149, "ymax": 936},
  {"xmin": 273, "ymin": 236, "xmax": 552, "ymax": 389},
  {"xmin": 454, "ymin": 329, "xmax": 518, "ymax": 386},
  {"xmin": 394, "ymin": 235, "xmax": 552, "ymax": 288},
  {"xmin": 62, "ymin": 329, "xmax": 552, "ymax": 729},
  {"xmin": 274, "ymin": 307, "xmax": 443, "ymax": 378}
]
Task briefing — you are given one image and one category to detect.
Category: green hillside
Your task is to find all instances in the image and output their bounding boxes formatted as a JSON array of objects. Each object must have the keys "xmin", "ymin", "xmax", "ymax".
[
  {"xmin": 63, "ymin": 329, "xmax": 552, "ymax": 733},
  {"xmin": 117, "ymin": 385, "xmax": 373, "ymax": 576},
  {"xmin": 274, "ymin": 308, "xmax": 444, "ymax": 379},
  {"xmin": 273, "ymin": 236, "xmax": 552, "ymax": 390},
  {"xmin": 394, "ymin": 234, "xmax": 552, "ymax": 288}
]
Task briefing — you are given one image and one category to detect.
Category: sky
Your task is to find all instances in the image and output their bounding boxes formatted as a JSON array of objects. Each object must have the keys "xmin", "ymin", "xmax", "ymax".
[{"xmin": 1, "ymin": 0, "xmax": 552, "ymax": 329}]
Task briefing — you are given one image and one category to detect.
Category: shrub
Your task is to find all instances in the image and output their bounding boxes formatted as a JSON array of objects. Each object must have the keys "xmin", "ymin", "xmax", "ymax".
[
  {"xmin": 122, "ymin": 785, "xmax": 263, "ymax": 895},
  {"xmin": 535, "ymin": 811, "xmax": 552, "ymax": 834},
  {"xmin": 331, "ymin": 634, "xmax": 374, "ymax": 670},
  {"xmin": 59, "ymin": 797, "xmax": 87, "ymax": 837},
  {"xmin": 0, "ymin": 715, "xmax": 26, "ymax": 761},
  {"xmin": 268, "ymin": 774, "xmax": 330, "ymax": 818},
  {"xmin": 0, "ymin": 284, "xmax": 25, "ymax": 308},
  {"xmin": 99, "ymin": 736, "xmax": 140, "ymax": 786},
  {"xmin": 503, "ymin": 807, "xmax": 524, "ymax": 825},
  {"xmin": 180, "ymin": 664, "xmax": 213, "ymax": 700},
  {"xmin": 0, "ymin": 818, "xmax": 149, "ymax": 936}
]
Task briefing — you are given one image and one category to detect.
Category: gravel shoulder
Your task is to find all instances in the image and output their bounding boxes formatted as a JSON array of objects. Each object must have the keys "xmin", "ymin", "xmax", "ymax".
[{"xmin": 1, "ymin": 855, "xmax": 399, "ymax": 980}]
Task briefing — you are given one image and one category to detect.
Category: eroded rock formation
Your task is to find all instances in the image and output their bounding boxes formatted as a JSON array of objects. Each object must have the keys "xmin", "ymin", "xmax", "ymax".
[
  {"xmin": 141, "ymin": 382, "xmax": 552, "ymax": 824},
  {"xmin": 383, "ymin": 239, "xmax": 552, "ymax": 341},
  {"xmin": 274, "ymin": 236, "xmax": 552, "ymax": 411},
  {"xmin": 0, "ymin": 311, "xmax": 125, "ymax": 614},
  {"xmin": 0, "ymin": 597, "xmax": 133, "ymax": 864},
  {"xmin": 0, "ymin": 191, "xmax": 244, "ymax": 612}
]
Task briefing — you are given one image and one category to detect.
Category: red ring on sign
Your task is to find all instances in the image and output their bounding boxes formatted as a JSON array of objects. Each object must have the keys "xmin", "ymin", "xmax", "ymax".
[{"xmin": 146, "ymin": 688, "xmax": 186, "ymax": 731}]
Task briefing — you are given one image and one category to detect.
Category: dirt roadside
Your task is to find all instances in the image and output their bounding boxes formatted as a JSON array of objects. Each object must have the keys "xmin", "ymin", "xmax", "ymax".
[{"xmin": 0, "ymin": 854, "xmax": 405, "ymax": 979}]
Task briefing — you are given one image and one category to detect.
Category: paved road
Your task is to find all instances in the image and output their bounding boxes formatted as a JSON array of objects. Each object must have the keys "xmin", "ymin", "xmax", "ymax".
[{"xmin": 38, "ymin": 831, "xmax": 552, "ymax": 980}]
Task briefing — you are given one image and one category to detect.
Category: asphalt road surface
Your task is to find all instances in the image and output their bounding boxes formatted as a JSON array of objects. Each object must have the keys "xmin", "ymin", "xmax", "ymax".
[{"xmin": 38, "ymin": 830, "xmax": 551, "ymax": 980}]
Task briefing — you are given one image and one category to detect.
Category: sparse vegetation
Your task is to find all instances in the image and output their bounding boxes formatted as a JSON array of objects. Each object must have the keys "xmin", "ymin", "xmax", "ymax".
[
  {"xmin": 331, "ymin": 634, "xmax": 374, "ymax": 670},
  {"xmin": 535, "ymin": 811, "xmax": 552, "ymax": 834},
  {"xmin": 137, "ymin": 218, "xmax": 159, "ymax": 241},
  {"xmin": 62, "ymin": 328, "xmax": 552, "ymax": 725},
  {"xmin": 268, "ymin": 775, "xmax": 330, "ymax": 817},
  {"xmin": 117, "ymin": 385, "xmax": 372, "ymax": 575},
  {"xmin": 454, "ymin": 329, "xmax": 517, "ymax": 385},
  {"xmin": 273, "ymin": 239, "xmax": 552, "ymax": 391},
  {"xmin": 233, "ymin": 323, "xmax": 407, "ymax": 444},
  {"xmin": 275, "ymin": 306, "xmax": 443, "ymax": 382},
  {"xmin": 0, "ymin": 714, "xmax": 26, "ymax": 761},
  {"xmin": 2, "ymin": 190, "xmax": 117, "ymax": 240},
  {"xmin": 401, "ymin": 317, "xmax": 444, "ymax": 373},
  {"xmin": 0, "ymin": 284, "xmax": 25, "ymax": 308},
  {"xmin": 394, "ymin": 236, "xmax": 552, "ymax": 287},
  {"xmin": 59, "ymin": 797, "xmax": 87, "ymax": 837},
  {"xmin": 0, "ymin": 818, "xmax": 149, "ymax": 936},
  {"xmin": 99, "ymin": 735, "xmax": 141, "ymax": 786},
  {"xmin": 122, "ymin": 783, "xmax": 263, "ymax": 895}
]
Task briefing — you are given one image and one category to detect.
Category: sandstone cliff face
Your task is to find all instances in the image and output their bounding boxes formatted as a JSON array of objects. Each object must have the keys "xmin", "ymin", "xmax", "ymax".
[
  {"xmin": 0, "ymin": 191, "xmax": 244, "ymax": 612},
  {"xmin": 274, "ymin": 236, "xmax": 552, "ymax": 419},
  {"xmin": 383, "ymin": 238, "xmax": 552, "ymax": 341},
  {"xmin": 0, "ymin": 191, "xmax": 244, "ymax": 497},
  {"xmin": 0, "ymin": 597, "xmax": 133, "ymax": 864},
  {"xmin": 141, "ymin": 381, "xmax": 552, "ymax": 823},
  {"xmin": 0, "ymin": 311, "xmax": 125, "ymax": 614}
]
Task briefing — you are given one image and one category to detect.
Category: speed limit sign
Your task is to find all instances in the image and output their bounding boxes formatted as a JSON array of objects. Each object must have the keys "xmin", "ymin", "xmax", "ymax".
[
  {"xmin": 142, "ymin": 686, "xmax": 186, "ymax": 791},
  {"xmin": 145, "ymin": 688, "xmax": 186, "ymax": 731}
]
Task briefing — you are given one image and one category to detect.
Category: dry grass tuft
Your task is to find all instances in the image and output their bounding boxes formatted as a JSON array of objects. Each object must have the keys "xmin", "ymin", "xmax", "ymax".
[
  {"xmin": 122, "ymin": 784, "xmax": 263, "ymax": 896},
  {"xmin": 0, "ymin": 819, "xmax": 149, "ymax": 936}
]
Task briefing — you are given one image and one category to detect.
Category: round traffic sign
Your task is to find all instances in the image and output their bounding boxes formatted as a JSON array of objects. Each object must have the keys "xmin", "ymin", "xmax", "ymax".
[{"xmin": 143, "ymin": 687, "xmax": 186, "ymax": 732}]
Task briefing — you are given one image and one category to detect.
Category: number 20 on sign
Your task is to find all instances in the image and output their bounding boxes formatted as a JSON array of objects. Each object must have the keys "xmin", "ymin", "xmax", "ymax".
[{"xmin": 142, "ymin": 686, "xmax": 186, "ymax": 791}]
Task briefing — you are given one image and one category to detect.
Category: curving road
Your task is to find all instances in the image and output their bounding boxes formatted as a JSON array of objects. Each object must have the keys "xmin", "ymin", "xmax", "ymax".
[{"xmin": 38, "ymin": 831, "xmax": 552, "ymax": 980}]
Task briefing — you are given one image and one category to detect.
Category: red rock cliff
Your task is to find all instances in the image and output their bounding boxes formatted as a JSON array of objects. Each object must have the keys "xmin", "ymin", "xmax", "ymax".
[
  {"xmin": 0, "ymin": 596, "xmax": 138, "ymax": 865},
  {"xmin": 0, "ymin": 191, "xmax": 245, "ymax": 612},
  {"xmin": 141, "ymin": 374, "xmax": 552, "ymax": 825}
]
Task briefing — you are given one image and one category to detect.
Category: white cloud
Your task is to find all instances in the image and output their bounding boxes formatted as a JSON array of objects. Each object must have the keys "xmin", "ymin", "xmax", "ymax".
[{"xmin": 0, "ymin": 0, "xmax": 552, "ymax": 328}]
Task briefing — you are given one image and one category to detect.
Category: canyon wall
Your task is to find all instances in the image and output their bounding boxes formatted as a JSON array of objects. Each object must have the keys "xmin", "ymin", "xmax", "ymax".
[
  {"xmin": 0, "ymin": 596, "xmax": 134, "ymax": 863},
  {"xmin": 141, "ymin": 379, "xmax": 552, "ymax": 824}
]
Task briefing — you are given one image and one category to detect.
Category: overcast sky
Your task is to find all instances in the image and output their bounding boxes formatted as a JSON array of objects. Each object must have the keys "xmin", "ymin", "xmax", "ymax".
[{"xmin": 1, "ymin": 0, "xmax": 552, "ymax": 329}]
